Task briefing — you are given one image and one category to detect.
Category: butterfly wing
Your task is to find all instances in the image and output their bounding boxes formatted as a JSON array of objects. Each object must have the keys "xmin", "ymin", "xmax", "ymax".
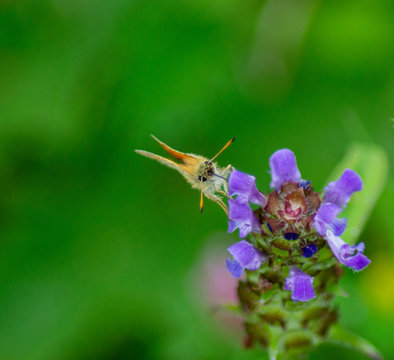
[
  {"xmin": 150, "ymin": 134, "xmax": 204, "ymax": 171},
  {"xmin": 150, "ymin": 134, "xmax": 192, "ymax": 161},
  {"xmin": 135, "ymin": 150, "xmax": 194, "ymax": 184}
]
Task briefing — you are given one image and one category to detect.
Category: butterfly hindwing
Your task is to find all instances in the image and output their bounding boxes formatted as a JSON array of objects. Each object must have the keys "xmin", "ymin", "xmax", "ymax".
[{"xmin": 135, "ymin": 150, "xmax": 194, "ymax": 183}]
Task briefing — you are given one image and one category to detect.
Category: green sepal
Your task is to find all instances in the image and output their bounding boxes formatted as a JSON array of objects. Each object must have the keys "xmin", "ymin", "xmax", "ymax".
[
  {"xmin": 246, "ymin": 268, "xmax": 262, "ymax": 284},
  {"xmin": 283, "ymin": 331, "xmax": 313, "ymax": 355},
  {"xmin": 260, "ymin": 283, "xmax": 280, "ymax": 302},
  {"xmin": 272, "ymin": 246, "xmax": 290, "ymax": 258},
  {"xmin": 272, "ymin": 238, "xmax": 291, "ymax": 251},
  {"xmin": 259, "ymin": 305, "xmax": 286, "ymax": 328},
  {"xmin": 304, "ymin": 257, "xmax": 337, "ymax": 273},
  {"xmin": 237, "ymin": 280, "xmax": 259, "ymax": 311}
]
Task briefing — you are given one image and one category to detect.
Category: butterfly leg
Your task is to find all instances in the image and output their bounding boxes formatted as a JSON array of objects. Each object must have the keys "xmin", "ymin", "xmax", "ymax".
[
  {"xmin": 204, "ymin": 192, "xmax": 229, "ymax": 216},
  {"xmin": 219, "ymin": 164, "xmax": 233, "ymax": 193},
  {"xmin": 216, "ymin": 189, "xmax": 233, "ymax": 200},
  {"xmin": 218, "ymin": 197, "xmax": 229, "ymax": 216},
  {"xmin": 222, "ymin": 164, "xmax": 234, "ymax": 177},
  {"xmin": 223, "ymin": 164, "xmax": 234, "ymax": 172}
]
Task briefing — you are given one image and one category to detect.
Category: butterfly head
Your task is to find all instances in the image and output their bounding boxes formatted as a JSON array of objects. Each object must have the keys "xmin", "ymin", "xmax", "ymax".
[{"xmin": 197, "ymin": 161, "xmax": 215, "ymax": 182}]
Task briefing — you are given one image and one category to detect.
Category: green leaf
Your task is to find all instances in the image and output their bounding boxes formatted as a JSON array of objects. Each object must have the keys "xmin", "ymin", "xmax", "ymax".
[
  {"xmin": 327, "ymin": 324, "xmax": 382, "ymax": 360},
  {"xmin": 326, "ymin": 143, "xmax": 388, "ymax": 245},
  {"xmin": 272, "ymin": 246, "xmax": 290, "ymax": 258}
]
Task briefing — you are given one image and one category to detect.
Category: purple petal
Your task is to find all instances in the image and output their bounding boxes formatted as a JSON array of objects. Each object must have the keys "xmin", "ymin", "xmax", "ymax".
[
  {"xmin": 324, "ymin": 169, "xmax": 363, "ymax": 208},
  {"xmin": 315, "ymin": 203, "xmax": 341, "ymax": 224},
  {"xmin": 325, "ymin": 230, "xmax": 371, "ymax": 271},
  {"xmin": 229, "ymin": 199, "xmax": 252, "ymax": 221},
  {"xmin": 227, "ymin": 240, "xmax": 267, "ymax": 271},
  {"xmin": 228, "ymin": 199, "xmax": 261, "ymax": 238},
  {"xmin": 341, "ymin": 248, "xmax": 371, "ymax": 271},
  {"xmin": 354, "ymin": 242, "xmax": 365, "ymax": 253},
  {"xmin": 225, "ymin": 258, "xmax": 244, "ymax": 278},
  {"xmin": 227, "ymin": 220, "xmax": 238, "ymax": 234},
  {"xmin": 312, "ymin": 219, "xmax": 327, "ymax": 237},
  {"xmin": 269, "ymin": 149, "xmax": 301, "ymax": 190},
  {"xmin": 228, "ymin": 218, "xmax": 253, "ymax": 238},
  {"xmin": 285, "ymin": 267, "xmax": 315, "ymax": 302},
  {"xmin": 313, "ymin": 203, "xmax": 347, "ymax": 236},
  {"xmin": 229, "ymin": 170, "xmax": 266, "ymax": 207},
  {"xmin": 330, "ymin": 218, "xmax": 347, "ymax": 236}
]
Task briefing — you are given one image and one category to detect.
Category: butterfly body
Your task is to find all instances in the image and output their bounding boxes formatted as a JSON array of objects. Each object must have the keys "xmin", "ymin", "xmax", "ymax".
[{"xmin": 135, "ymin": 135, "xmax": 233, "ymax": 213}]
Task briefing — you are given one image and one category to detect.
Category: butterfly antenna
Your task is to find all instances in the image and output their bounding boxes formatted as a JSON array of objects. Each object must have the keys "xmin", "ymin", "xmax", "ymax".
[
  {"xmin": 209, "ymin": 137, "xmax": 235, "ymax": 162},
  {"xmin": 200, "ymin": 185, "xmax": 204, "ymax": 213}
]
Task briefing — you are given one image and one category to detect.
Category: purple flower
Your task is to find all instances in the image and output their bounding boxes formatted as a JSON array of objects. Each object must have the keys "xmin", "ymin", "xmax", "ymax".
[
  {"xmin": 313, "ymin": 169, "xmax": 362, "ymax": 237},
  {"xmin": 325, "ymin": 230, "xmax": 371, "ymax": 271},
  {"xmin": 285, "ymin": 267, "xmax": 315, "ymax": 302},
  {"xmin": 226, "ymin": 240, "xmax": 267, "ymax": 278},
  {"xmin": 225, "ymin": 259, "xmax": 244, "ymax": 278},
  {"xmin": 302, "ymin": 244, "xmax": 318, "ymax": 258},
  {"xmin": 313, "ymin": 203, "xmax": 347, "ymax": 236},
  {"xmin": 324, "ymin": 169, "xmax": 363, "ymax": 208},
  {"xmin": 269, "ymin": 149, "xmax": 301, "ymax": 190},
  {"xmin": 228, "ymin": 199, "xmax": 261, "ymax": 238},
  {"xmin": 229, "ymin": 169, "xmax": 266, "ymax": 207}
]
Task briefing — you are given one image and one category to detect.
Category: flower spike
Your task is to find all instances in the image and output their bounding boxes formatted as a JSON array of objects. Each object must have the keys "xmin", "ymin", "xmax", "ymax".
[{"xmin": 139, "ymin": 135, "xmax": 378, "ymax": 358}]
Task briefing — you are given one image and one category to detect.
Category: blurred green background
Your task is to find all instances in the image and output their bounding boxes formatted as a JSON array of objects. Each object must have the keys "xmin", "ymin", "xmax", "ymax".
[{"xmin": 0, "ymin": 0, "xmax": 393, "ymax": 359}]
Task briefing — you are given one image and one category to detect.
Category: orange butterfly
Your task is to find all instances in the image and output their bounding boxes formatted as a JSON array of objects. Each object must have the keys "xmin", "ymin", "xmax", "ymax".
[{"xmin": 135, "ymin": 135, "xmax": 234, "ymax": 214}]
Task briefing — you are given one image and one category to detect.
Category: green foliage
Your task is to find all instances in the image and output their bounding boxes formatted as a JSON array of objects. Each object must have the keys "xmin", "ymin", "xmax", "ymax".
[
  {"xmin": 326, "ymin": 143, "xmax": 388, "ymax": 245},
  {"xmin": 0, "ymin": 0, "xmax": 392, "ymax": 359},
  {"xmin": 327, "ymin": 325, "xmax": 382, "ymax": 360}
]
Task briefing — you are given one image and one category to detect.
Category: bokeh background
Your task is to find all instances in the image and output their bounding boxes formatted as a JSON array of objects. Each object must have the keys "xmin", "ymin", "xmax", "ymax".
[{"xmin": 0, "ymin": 0, "xmax": 393, "ymax": 359}]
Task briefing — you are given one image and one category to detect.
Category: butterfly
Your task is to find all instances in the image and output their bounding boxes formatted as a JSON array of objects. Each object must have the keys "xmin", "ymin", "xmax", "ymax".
[{"xmin": 135, "ymin": 135, "xmax": 234, "ymax": 214}]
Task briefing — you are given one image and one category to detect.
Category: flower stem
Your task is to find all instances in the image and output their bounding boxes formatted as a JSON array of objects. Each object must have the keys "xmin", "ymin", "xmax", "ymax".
[{"xmin": 267, "ymin": 327, "xmax": 282, "ymax": 360}]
